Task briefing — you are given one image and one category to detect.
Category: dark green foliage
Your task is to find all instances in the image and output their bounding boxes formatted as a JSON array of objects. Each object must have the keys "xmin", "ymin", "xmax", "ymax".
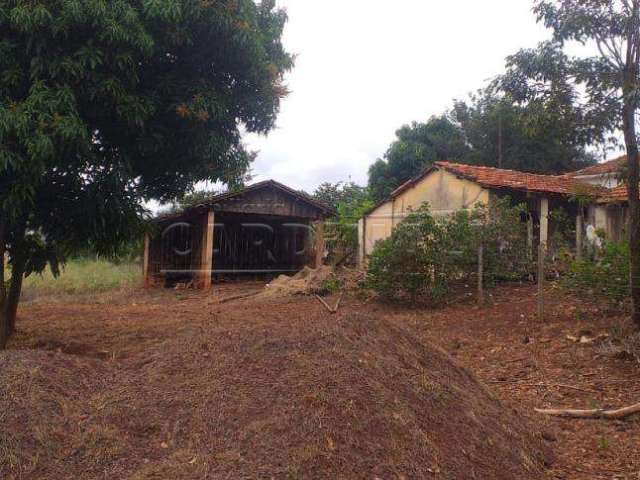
[
  {"xmin": 313, "ymin": 181, "xmax": 372, "ymax": 265},
  {"xmin": 496, "ymin": 42, "xmax": 616, "ymax": 153},
  {"xmin": 368, "ymin": 87, "xmax": 599, "ymax": 204},
  {"xmin": 563, "ymin": 242, "xmax": 631, "ymax": 307},
  {"xmin": 0, "ymin": 0, "xmax": 292, "ymax": 345},
  {"xmin": 367, "ymin": 205, "xmax": 446, "ymax": 304},
  {"xmin": 366, "ymin": 199, "xmax": 529, "ymax": 305},
  {"xmin": 367, "ymin": 116, "xmax": 469, "ymax": 202},
  {"xmin": 313, "ymin": 181, "xmax": 369, "ymax": 212},
  {"xmin": 451, "ymin": 88, "xmax": 597, "ymax": 174}
]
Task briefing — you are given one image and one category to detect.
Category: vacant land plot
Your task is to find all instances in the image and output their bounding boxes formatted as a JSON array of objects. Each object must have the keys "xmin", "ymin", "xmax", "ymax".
[
  {"xmin": 2, "ymin": 282, "xmax": 639, "ymax": 479},
  {"xmin": 20, "ymin": 259, "xmax": 140, "ymax": 301}
]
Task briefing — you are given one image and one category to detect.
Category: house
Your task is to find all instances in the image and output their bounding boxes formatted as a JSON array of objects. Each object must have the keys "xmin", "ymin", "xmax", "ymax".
[
  {"xmin": 144, "ymin": 180, "xmax": 334, "ymax": 289},
  {"xmin": 358, "ymin": 161, "xmax": 611, "ymax": 264},
  {"xmin": 565, "ymin": 155, "xmax": 626, "ymax": 188},
  {"xmin": 566, "ymin": 156, "xmax": 633, "ymax": 243}
]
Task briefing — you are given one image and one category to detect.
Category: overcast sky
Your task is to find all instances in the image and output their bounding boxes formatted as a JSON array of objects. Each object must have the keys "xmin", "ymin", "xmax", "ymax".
[{"xmin": 243, "ymin": 0, "xmax": 551, "ymax": 193}]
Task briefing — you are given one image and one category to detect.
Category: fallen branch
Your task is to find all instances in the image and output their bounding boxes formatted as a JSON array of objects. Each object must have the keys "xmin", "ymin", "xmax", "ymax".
[
  {"xmin": 490, "ymin": 381, "xmax": 598, "ymax": 394},
  {"xmin": 315, "ymin": 295, "xmax": 335, "ymax": 314},
  {"xmin": 215, "ymin": 292, "xmax": 261, "ymax": 304},
  {"xmin": 535, "ymin": 402, "xmax": 640, "ymax": 420},
  {"xmin": 333, "ymin": 293, "xmax": 344, "ymax": 313},
  {"xmin": 315, "ymin": 293, "xmax": 344, "ymax": 314}
]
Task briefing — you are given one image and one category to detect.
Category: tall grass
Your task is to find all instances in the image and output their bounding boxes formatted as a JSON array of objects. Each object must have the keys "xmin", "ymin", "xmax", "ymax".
[{"xmin": 20, "ymin": 259, "xmax": 141, "ymax": 299}]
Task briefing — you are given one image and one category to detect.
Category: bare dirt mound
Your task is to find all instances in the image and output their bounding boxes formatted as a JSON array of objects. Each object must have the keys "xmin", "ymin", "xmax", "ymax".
[{"xmin": 1, "ymin": 297, "xmax": 551, "ymax": 479}]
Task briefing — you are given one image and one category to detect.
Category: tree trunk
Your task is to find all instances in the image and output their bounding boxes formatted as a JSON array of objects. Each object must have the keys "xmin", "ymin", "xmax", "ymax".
[
  {"xmin": 624, "ymin": 74, "xmax": 640, "ymax": 327},
  {"xmin": 624, "ymin": 2, "xmax": 640, "ymax": 328},
  {"xmin": 5, "ymin": 253, "xmax": 26, "ymax": 337},
  {"xmin": 625, "ymin": 112, "xmax": 640, "ymax": 327},
  {"xmin": 0, "ymin": 219, "xmax": 7, "ymax": 349}
]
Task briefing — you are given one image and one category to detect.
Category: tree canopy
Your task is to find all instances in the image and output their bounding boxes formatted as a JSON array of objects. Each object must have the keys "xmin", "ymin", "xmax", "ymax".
[
  {"xmin": 0, "ymin": 0, "xmax": 293, "ymax": 346},
  {"xmin": 313, "ymin": 180, "xmax": 372, "ymax": 265},
  {"xmin": 499, "ymin": 0, "xmax": 640, "ymax": 325},
  {"xmin": 451, "ymin": 86, "xmax": 597, "ymax": 174},
  {"xmin": 367, "ymin": 116, "xmax": 469, "ymax": 202},
  {"xmin": 368, "ymin": 69, "xmax": 601, "ymax": 203}
]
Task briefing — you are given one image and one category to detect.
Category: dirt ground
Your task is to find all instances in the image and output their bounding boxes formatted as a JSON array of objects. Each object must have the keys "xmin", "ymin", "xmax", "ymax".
[{"xmin": 2, "ymin": 281, "xmax": 639, "ymax": 479}]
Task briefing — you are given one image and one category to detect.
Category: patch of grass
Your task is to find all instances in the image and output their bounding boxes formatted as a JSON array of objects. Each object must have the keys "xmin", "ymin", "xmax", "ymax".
[
  {"xmin": 321, "ymin": 277, "xmax": 342, "ymax": 295},
  {"xmin": 20, "ymin": 259, "xmax": 140, "ymax": 299}
]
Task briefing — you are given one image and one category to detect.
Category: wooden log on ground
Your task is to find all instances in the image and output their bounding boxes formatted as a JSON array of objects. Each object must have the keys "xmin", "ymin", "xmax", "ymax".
[
  {"xmin": 315, "ymin": 294, "xmax": 335, "ymax": 313},
  {"xmin": 535, "ymin": 402, "xmax": 640, "ymax": 420}
]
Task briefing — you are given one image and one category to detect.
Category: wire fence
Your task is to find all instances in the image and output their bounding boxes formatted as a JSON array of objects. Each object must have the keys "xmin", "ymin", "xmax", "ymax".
[{"xmin": 335, "ymin": 200, "xmax": 631, "ymax": 317}]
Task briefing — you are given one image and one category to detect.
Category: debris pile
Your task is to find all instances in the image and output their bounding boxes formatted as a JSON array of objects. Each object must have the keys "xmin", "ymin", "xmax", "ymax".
[{"xmin": 262, "ymin": 266, "xmax": 333, "ymax": 297}]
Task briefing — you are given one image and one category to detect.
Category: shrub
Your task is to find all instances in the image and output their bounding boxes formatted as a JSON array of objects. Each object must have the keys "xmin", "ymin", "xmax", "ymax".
[
  {"xmin": 599, "ymin": 321, "xmax": 640, "ymax": 363},
  {"xmin": 366, "ymin": 199, "xmax": 529, "ymax": 304},
  {"xmin": 562, "ymin": 241, "xmax": 630, "ymax": 306},
  {"xmin": 367, "ymin": 205, "xmax": 447, "ymax": 304}
]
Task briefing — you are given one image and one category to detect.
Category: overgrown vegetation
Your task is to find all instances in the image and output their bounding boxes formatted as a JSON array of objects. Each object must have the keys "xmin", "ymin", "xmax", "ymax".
[
  {"xmin": 366, "ymin": 198, "xmax": 529, "ymax": 304},
  {"xmin": 562, "ymin": 242, "xmax": 631, "ymax": 308},
  {"xmin": 21, "ymin": 259, "xmax": 140, "ymax": 299},
  {"xmin": 314, "ymin": 181, "xmax": 373, "ymax": 266}
]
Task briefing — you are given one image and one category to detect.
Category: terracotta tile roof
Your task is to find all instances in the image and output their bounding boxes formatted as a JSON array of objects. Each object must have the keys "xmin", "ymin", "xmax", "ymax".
[
  {"xmin": 566, "ymin": 156, "xmax": 627, "ymax": 177},
  {"xmin": 433, "ymin": 161, "xmax": 591, "ymax": 196},
  {"xmin": 598, "ymin": 183, "xmax": 639, "ymax": 203}
]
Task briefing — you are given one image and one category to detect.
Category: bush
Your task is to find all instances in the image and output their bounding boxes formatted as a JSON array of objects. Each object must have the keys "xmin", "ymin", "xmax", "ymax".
[
  {"xmin": 366, "ymin": 199, "xmax": 529, "ymax": 304},
  {"xmin": 562, "ymin": 241, "xmax": 630, "ymax": 306}
]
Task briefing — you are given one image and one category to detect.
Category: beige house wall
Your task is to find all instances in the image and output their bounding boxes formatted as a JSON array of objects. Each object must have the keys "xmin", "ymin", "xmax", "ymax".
[{"xmin": 361, "ymin": 169, "xmax": 490, "ymax": 256}]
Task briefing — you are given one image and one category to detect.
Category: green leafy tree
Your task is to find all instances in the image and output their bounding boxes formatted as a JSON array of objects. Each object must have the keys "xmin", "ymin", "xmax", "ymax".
[
  {"xmin": 367, "ymin": 116, "xmax": 470, "ymax": 202},
  {"xmin": 451, "ymin": 87, "xmax": 597, "ymax": 174},
  {"xmin": 368, "ymin": 86, "xmax": 598, "ymax": 204},
  {"xmin": 0, "ymin": 0, "xmax": 293, "ymax": 347},
  {"xmin": 313, "ymin": 181, "xmax": 372, "ymax": 265},
  {"xmin": 313, "ymin": 180, "xmax": 369, "ymax": 211},
  {"xmin": 500, "ymin": 1, "xmax": 640, "ymax": 326}
]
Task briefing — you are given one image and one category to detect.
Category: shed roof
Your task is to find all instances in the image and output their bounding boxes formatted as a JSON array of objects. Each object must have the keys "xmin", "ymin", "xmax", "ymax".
[{"xmin": 155, "ymin": 180, "xmax": 334, "ymax": 222}]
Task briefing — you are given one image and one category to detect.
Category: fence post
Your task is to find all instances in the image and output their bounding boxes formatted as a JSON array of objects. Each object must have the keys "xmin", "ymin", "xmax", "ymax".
[
  {"xmin": 576, "ymin": 211, "xmax": 583, "ymax": 261},
  {"xmin": 477, "ymin": 243, "xmax": 484, "ymax": 305},
  {"xmin": 537, "ymin": 243, "xmax": 545, "ymax": 320}
]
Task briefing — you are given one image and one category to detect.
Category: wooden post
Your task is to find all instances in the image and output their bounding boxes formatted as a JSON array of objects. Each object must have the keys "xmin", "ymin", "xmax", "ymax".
[
  {"xmin": 539, "ymin": 197, "xmax": 549, "ymax": 248},
  {"xmin": 199, "ymin": 209, "xmax": 215, "ymax": 290},
  {"xmin": 527, "ymin": 213, "xmax": 534, "ymax": 260},
  {"xmin": 477, "ymin": 243, "xmax": 484, "ymax": 305},
  {"xmin": 314, "ymin": 221, "xmax": 325, "ymax": 269},
  {"xmin": 576, "ymin": 211, "xmax": 584, "ymax": 261},
  {"xmin": 143, "ymin": 232, "xmax": 151, "ymax": 288},
  {"xmin": 357, "ymin": 218, "xmax": 364, "ymax": 266},
  {"xmin": 537, "ymin": 243, "xmax": 545, "ymax": 321}
]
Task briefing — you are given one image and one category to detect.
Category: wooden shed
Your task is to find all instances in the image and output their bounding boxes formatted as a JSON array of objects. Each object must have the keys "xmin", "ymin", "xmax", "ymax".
[{"xmin": 144, "ymin": 180, "xmax": 334, "ymax": 289}]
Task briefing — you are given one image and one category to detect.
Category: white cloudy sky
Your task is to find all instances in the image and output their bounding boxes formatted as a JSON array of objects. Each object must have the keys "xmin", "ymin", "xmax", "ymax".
[{"xmin": 243, "ymin": 0, "xmax": 550, "ymax": 193}]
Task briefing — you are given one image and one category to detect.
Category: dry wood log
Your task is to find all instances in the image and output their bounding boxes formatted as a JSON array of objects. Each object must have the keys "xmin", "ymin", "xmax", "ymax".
[
  {"xmin": 315, "ymin": 294, "xmax": 335, "ymax": 313},
  {"xmin": 535, "ymin": 402, "xmax": 640, "ymax": 420},
  {"xmin": 315, "ymin": 293, "xmax": 344, "ymax": 314},
  {"xmin": 216, "ymin": 292, "xmax": 261, "ymax": 304},
  {"xmin": 333, "ymin": 293, "xmax": 344, "ymax": 313}
]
